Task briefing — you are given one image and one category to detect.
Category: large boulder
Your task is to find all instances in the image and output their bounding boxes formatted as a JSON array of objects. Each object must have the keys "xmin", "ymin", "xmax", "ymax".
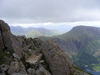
[{"xmin": 40, "ymin": 40, "xmax": 74, "ymax": 75}]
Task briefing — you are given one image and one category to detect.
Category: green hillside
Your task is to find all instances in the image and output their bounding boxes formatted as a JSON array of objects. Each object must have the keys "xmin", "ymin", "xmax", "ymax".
[
  {"xmin": 26, "ymin": 30, "xmax": 44, "ymax": 38},
  {"xmin": 11, "ymin": 26, "xmax": 62, "ymax": 38},
  {"xmin": 26, "ymin": 30, "xmax": 62, "ymax": 38},
  {"xmin": 40, "ymin": 26, "xmax": 100, "ymax": 71}
]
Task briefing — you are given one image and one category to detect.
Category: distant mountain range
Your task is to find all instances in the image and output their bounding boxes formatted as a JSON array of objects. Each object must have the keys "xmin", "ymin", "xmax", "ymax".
[
  {"xmin": 10, "ymin": 26, "xmax": 62, "ymax": 38},
  {"xmin": 40, "ymin": 26, "xmax": 100, "ymax": 71}
]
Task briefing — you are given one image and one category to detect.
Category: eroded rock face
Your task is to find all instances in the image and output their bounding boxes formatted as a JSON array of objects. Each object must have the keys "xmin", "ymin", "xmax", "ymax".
[
  {"xmin": 8, "ymin": 61, "xmax": 27, "ymax": 75},
  {"xmin": 36, "ymin": 65, "xmax": 51, "ymax": 75},
  {"xmin": 0, "ymin": 20, "xmax": 10, "ymax": 50},
  {"xmin": 0, "ymin": 20, "xmax": 23, "ymax": 57},
  {"xmin": 41, "ymin": 40, "xmax": 74, "ymax": 75}
]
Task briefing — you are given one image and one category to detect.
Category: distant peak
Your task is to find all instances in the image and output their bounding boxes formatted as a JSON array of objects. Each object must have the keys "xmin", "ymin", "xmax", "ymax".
[{"xmin": 72, "ymin": 25, "xmax": 99, "ymax": 31}]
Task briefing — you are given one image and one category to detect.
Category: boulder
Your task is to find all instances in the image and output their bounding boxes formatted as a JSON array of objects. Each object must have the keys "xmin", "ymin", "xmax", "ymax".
[
  {"xmin": 8, "ymin": 61, "xmax": 27, "ymax": 75},
  {"xmin": 36, "ymin": 65, "xmax": 51, "ymax": 75},
  {"xmin": 0, "ymin": 64, "xmax": 8, "ymax": 72},
  {"xmin": 40, "ymin": 40, "xmax": 74, "ymax": 75},
  {"xmin": 27, "ymin": 68, "xmax": 36, "ymax": 75}
]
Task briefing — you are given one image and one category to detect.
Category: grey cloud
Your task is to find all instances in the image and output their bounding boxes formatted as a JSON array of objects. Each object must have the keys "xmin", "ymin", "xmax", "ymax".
[{"xmin": 0, "ymin": 0, "xmax": 100, "ymax": 23}]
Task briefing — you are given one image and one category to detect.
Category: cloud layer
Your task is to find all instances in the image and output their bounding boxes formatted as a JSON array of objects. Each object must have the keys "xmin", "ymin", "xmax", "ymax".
[{"xmin": 0, "ymin": 0, "xmax": 100, "ymax": 24}]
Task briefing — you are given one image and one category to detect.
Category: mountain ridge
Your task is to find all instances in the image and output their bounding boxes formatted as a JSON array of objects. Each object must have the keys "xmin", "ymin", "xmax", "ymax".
[
  {"xmin": 10, "ymin": 26, "xmax": 62, "ymax": 38},
  {"xmin": 40, "ymin": 25, "xmax": 100, "ymax": 71},
  {"xmin": 0, "ymin": 20, "xmax": 91, "ymax": 75}
]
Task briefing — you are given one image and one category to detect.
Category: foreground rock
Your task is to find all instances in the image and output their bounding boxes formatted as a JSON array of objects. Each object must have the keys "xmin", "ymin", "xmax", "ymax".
[
  {"xmin": 41, "ymin": 40, "xmax": 74, "ymax": 75},
  {"xmin": 0, "ymin": 20, "xmax": 23, "ymax": 57},
  {"xmin": 41, "ymin": 40, "xmax": 91, "ymax": 75},
  {"xmin": 0, "ymin": 20, "xmax": 92, "ymax": 75}
]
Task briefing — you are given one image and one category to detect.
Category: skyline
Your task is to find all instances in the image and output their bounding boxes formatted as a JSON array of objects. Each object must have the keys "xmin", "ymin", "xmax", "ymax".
[
  {"xmin": 9, "ymin": 21, "xmax": 100, "ymax": 27},
  {"xmin": 8, "ymin": 21, "xmax": 100, "ymax": 33},
  {"xmin": 1, "ymin": 0, "xmax": 100, "ymax": 28}
]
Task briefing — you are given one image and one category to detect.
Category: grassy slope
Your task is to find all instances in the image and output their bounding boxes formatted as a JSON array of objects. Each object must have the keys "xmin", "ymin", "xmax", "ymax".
[{"xmin": 40, "ymin": 26, "xmax": 100, "ymax": 71}]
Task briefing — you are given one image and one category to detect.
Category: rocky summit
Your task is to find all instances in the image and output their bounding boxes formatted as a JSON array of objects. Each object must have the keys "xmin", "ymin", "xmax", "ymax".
[{"xmin": 0, "ymin": 20, "xmax": 91, "ymax": 75}]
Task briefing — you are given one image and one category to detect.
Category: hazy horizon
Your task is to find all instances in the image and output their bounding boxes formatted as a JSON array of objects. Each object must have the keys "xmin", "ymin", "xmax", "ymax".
[{"xmin": 1, "ymin": 0, "xmax": 100, "ymax": 28}]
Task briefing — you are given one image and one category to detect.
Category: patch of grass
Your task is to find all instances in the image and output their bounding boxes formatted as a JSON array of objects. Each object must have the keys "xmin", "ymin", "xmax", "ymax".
[
  {"xmin": 73, "ymin": 65, "xmax": 93, "ymax": 75},
  {"xmin": 73, "ymin": 65, "xmax": 86, "ymax": 72},
  {"xmin": 72, "ymin": 51, "xmax": 99, "ymax": 71},
  {"xmin": 93, "ymin": 64, "xmax": 100, "ymax": 71}
]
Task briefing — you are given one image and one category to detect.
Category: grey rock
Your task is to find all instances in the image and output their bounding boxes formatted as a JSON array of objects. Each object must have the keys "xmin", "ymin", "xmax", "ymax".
[
  {"xmin": 40, "ymin": 40, "xmax": 74, "ymax": 75},
  {"xmin": 27, "ymin": 68, "xmax": 36, "ymax": 75},
  {"xmin": 26, "ymin": 53, "xmax": 42, "ymax": 65},
  {"xmin": 8, "ymin": 61, "xmax": 27, "ymax": 75},
  {"xmin": 0, "ymin": 20, "xmax": 24, "ymax": 58},
  {"xmin": 11, "ymin": 73, "xmax": 27, "ymax": 75},
  {"xmin": 0, "ymin": 64, "xmax": 8, "ymax": 72},
  {"xmin": 36, "ymin": 65, "xmax": 51, "ymax": 75},
  {"xmin": 13, "ymin": 53, "xmax": 20, "ymax": 59},
  {"xmin": 0, "ymin": 73, "xmax": 5, "ymax": 75}
]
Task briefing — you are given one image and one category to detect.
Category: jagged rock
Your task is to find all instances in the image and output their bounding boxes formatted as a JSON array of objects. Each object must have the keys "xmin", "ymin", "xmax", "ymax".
[
  {"xmin": 13, "ymin": 53, "xmax": 20, "ymax": 59},
  {"xmin": 26, "ymin": 53, "xmax": 42, "ymax": 65},
  {"xmin": 0, "ymin": 73, "xmax": 5, "ymax": 75},
  {"xmin": 8, "ymin": 61, "xmax": 27, "ymax": 75},
  {"xmin": 0, "ymin": 20, "xmax": 23, "ymax": 58},
  {"xmin": 0, "ymin": 20, "xmax": 10, "ymax": 32},
  {"xmin": 27, "ymin": 65, "xmax": 51, "ymax": 75},
  {"xmin": 36, "ymin": 65, "xmax": 51, "ymax": 75},
  {"xmin": 0, "ymin": 30, "xmax": 4, "ymax": 50},
  {"xmin": 27, "ymin": 68, "xmax": 36, "ymax": 75},
  {"xmin": 40, "ymin": 40, "xmax": 74, "ymax": 75},
  {"xmin": 0, "ymin": 64, "xmax": 8, "ymax": 72},
  {"xmin": 10, "ymin": 73, "xmax": 27, "ymax": 75}
]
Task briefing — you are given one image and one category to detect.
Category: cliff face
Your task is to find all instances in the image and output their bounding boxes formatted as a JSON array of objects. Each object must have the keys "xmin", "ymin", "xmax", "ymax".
[
  {"xmin": 0, "ymin": 20, "xmax": 24, "ymax": 57},
  {"xmin": 0, "ymin": 20, "xmax": 91, "ymax": 75},
  {"xmin": 41, "ymin": 40, "xmax": 74, "ymax": 75}
]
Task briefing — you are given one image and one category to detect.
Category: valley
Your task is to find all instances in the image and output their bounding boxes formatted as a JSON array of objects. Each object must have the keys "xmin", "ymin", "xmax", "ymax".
[{"xmin": 39, "ymin": 26, "xmax": 100, "ymax": 72}]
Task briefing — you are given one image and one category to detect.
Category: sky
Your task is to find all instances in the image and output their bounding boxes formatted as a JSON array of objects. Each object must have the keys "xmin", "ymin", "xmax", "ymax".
[{"xmin": 0, "ymin": 0, "xmax": 100, "ymax": 28}]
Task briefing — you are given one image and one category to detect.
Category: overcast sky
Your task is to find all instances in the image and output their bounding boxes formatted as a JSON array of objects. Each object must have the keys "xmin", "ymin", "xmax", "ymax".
[{"xmin": 0, "ymin": 0, "xmax": 100, "ymax": 27}]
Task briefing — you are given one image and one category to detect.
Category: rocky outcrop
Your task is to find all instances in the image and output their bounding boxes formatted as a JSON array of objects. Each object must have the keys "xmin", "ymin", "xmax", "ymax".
[
  {"xmin": 40, "ymin": 39, "xmax": 92, "ymax": 75},
  {"xmin": 8, "ymin": 61, "xmax": 27, "ymax": 75},
  {"xmin": 0, "ymin": 20, "xmax": 91, "ymax": 75},
  {"xmin": 0, "ymin": 20, "xmax": 23, "ymax": 57},
  {"xmin": 26, "ymin": 53, "xmax": 42, "ymax": 65},
  {"xmin": 41, "ymin": 40, "xmax": 74, "ymax": 75},
  {"xmin": 0, "ymin": 20, "xmax": 51, "ymax": 75}
]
